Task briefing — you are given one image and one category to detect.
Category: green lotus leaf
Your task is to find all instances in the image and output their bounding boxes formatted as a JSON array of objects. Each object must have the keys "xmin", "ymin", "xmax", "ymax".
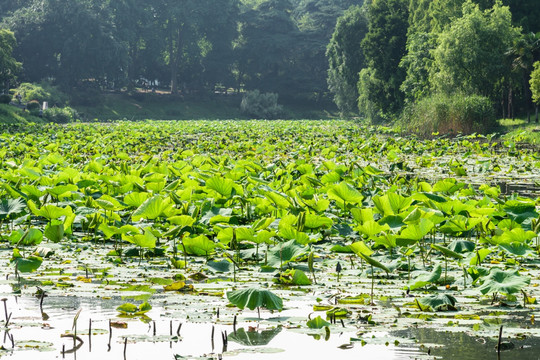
[
  {"xmin": 167, "ymin": 215, "xmax": 195, "ymax": 227},
  {"xmin": 46, "ymin": 184, "xmax": 78, "ymax": 198},
  {"xmin": 396, "ymin": 218, "xmax": 434, "ymax": 245},
  {"xmin": 478, "ymin": 268, "xmax": 530, "ymax": 295},
  {"xmin": 206, "ymin": 176, "xmax": 235, "ymax": 197},
  {"xmin": 349, "ymin": 241, "xmax": 374, "ymax": 257},
  {"xmin": 373, "ymin": 192, "xmax": 412, "ymax": 216},
  {"xmin": 492, "ymin": 228, "xmax": 536, "ymax": 244},
  {"xmin": 306, "ymin": 315, "xmax": 331, "ymax": 329},
  {"xmin": 448, "ymin": 240, "xmax": 475, "ymax": 253},
  {"xmin": 183, "ymin": 235, "xmax": 216, "ymax": 256},
  {"xmin": 227, "ymin": 288, "xmax": 283, "ymax": 311},
  {"xmin": 123, "ymin": 192, "xmax": 152, "ymax": 208},
  {"xmin": 9, "ymin": 228, "xmax": 43, "ymax": 246},
  {"xmin": 44, "ymin": 220, "xmax": 64, "ymax": 243},
  {"xmin": 358, "ymin": 253, "xmax": 390, "ymax": 273},
  {"xmin": 304, "ymin": 213, "xmax": 333, "ymax": 229},
  {"xmin": 132, "ymin": 195, "xmax": 172, "ymax": 221},
  {"xmin": 327, "ymin": 182, "xmax": 363, "ymax": 205},
  {"xmin": 264, "ymin": 191, "xmax": 291, "ymax": 209},
  {"xmin": 430, "ymin": 244, "xmax": 463, "ymax": 259},
  {"xmin": 123, "ymin": 228, "xmax": 156, "ymax": 249},
  {"xmin": 27, "ymin": 200, "xmax": 72, "ymax": 220},
  {"xmin": 13, "ymin": 254, "xmax": 43, "ymax": 273},
  {"xmin": 277, "ymin": 269, "xmax": 311, "ymax": 286},
  {"xmin": 409, "ymin": 264, "xmax": 442, "ymax": 290},
  {"xmin": 418, "ymin": 294, "xmax": 457, "ymax": 311},
  {"xmin": 116, "ymin": 302, "xmax": 152, "ymax": 315},
  {"xmin": 278, "ymin": 225, "xmax": 311, "ymax": 245},
  {"xmin": 498, "ymin": 242, "xmax": 535, "ymax": 257},
  {"xmin": 355, "ymin": 220, "xmax": 389, "ymax": 238},
  {"xmin": 267, "ymin": 239, "xmax": 307, "ymax": 267}
]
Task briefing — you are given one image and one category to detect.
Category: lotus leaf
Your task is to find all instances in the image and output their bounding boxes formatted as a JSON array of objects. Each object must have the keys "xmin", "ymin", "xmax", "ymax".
[
  {"xmin": 478, "ymin": 268, "xmax": 531, "ymax": 295},
  {"xmin": 227, "ymin": 288, "xmax": 283, "ymax": 311}
]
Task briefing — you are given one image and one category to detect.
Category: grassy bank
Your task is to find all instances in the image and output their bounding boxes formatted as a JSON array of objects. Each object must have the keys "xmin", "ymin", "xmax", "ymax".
[
  {"xmin": 0, "ymin": 104, "xmax": 43, "ymax": 125},
  {"xmin": 75, "ymin": 92, "xmax": 337, "ymax": 121}
]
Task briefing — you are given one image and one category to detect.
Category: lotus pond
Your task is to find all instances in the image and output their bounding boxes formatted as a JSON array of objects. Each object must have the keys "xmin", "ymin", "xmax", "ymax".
[{"xmin": 1, "ymin": 120, "xmax": 540, "ymax": 359}]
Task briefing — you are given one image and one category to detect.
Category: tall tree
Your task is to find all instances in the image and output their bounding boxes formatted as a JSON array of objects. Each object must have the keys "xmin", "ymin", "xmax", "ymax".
[
  {"xmin": 326, "ymin": 5, "xmax": 368, "ymax": 113},
  {"xmin": 3, "ymin": 0, "xmax": 127, "ymax": 88},
  {"xmin": 155, "ymin": 0, "xmax": 239, "ymax": 94},
  {"xmin": 430, "ymin": 1, "xmax": 521, "ymax": 102},
  {"xmin": 0, "ymin": 29, "xmax": 21, "ymax": 92},
  {"xmin": 358, "ymin": 0, "xmax": 408, "ymax": 121},
  {"xmin": 236, "ymin": 0, "xmax": 300, "ymax": 95}
]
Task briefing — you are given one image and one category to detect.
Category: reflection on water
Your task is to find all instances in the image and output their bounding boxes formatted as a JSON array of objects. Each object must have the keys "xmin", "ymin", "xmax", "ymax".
[
  {"xmin": 0, "ymin": 292, "xmax": 428, "ymax": 360},
  {"xmin": 0, "ymin": 283, "xmax": 536, "ymax": 360},
  {"xmin": 393, "ymin": 327, "xmax": 540, "ymax": 360}
]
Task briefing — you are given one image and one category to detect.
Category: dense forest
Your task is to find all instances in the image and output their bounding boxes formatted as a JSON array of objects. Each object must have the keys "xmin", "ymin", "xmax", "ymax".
[{"xmin": 0, "ymin": 0, "xmax": 539, "ymax": 124}]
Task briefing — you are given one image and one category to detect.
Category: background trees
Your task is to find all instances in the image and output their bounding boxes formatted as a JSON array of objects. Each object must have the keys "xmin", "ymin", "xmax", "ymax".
[
  {"xmin": 0, "ymin": 0, "xmax": 537, "ymax": 122},
  {"xmin": 0, "ymin": 29, "xmax": 21, "ymax": 92},
  {"xmin": 326, "ymin": 5, "xmax": 367, "ymax": 114}
]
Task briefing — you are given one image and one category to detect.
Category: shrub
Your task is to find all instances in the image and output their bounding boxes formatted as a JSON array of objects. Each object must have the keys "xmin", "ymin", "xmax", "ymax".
[
  {"xmin": 43, "ymin": 107, "xmax": 79, "ymax": 124},
  {"xmin": 17, "ymin": 82, "xmax": 68, "ymax": 106},
  {"xmin": 240, "ymin": 90, "xmax": 283, "ymax": 119},
  {"xmin": 402, "ymin": 93, "xmax": 495, "ymax": 136},
  {"xmin": 26, "ymin": 100, "xmax": 40, "ymax": 111},
  {"xmin": 0, "ymin": 94, "xmax": 11, "ymax": 104}
]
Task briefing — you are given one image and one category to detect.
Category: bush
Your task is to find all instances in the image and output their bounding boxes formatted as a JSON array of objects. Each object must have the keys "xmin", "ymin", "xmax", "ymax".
[
  {"xmin": 240, "ymin": 90, "xmax": 284, "ymax": 119},
  {"xmin": 0, "ymin": 94, "xmax": 11, "ymax": 104},
  {"xmin": 16, "ymin": 82, "xmax": 68, "ymax": 106},
  {"xmin": 43, "ymin": 107, "xmax": 79, "ymax": 124},
  {"xmin": 26, "ymin": 100, "xmax": 40, "ymax": 111},
  {"xmin": 402, "ymin": 93, "xmax": 495, "ymax": 136}
]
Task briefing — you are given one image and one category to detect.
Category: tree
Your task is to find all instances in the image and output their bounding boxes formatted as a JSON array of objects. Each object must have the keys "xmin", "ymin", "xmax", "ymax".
[
  {"xmin": 503, "ymin": 0, "xmax": 540, "ymax": 34},
  {"xmin": 430, "ymin": 1, "xmax": 522, "ymax": 103},
  {"xmin": 236, "ymin": 0, "xmax": 300, "ymax": 95},
  {"xmin": 531, "ymin": 61, "xmax": 540, "ymax": 121},
  {"xmin": 326, "ymin": 5, "xmax": 368, "ymax": 114},
  {"xmin": 0, "ymin": 29, "xmax": 21, "ymax": 92},
  {"xmin": 3, "ymin": 0, "xmax": 127, "ymax": 89},
  {"xmin": 154, "ymin": 0, "xmax": 239, "ymax": 94},
  {"xmin": 358, "ymin": 0, "xmax": 408, "ymax": 121}
]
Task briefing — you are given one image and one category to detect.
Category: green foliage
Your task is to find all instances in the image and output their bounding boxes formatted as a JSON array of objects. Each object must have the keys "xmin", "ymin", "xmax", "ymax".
[
  {"xmin": 531, "ymin": 61, "xmax": 540, "ymax": 105},
  {"xmin": 402, "ymin": 92, "xmax": 495, "ymax": 135},
  {"xmin": 0, "ymin": 29, "xmax": 21, "ymax": 90},
  {"xmin": 116, "ymin": 301, "xmax": 152, "ymax": 315},
  {"xmin": 16, "ymin": 82, "xmax": 68, "ymax": 106},
  {"xmin": 478, "ymin": 268, "xmax": 530, "ymax": 295},
  {"xmin": 326, "ymin": 5, "xmax": 368, "ymax": 114},
  {"xmin": 430, "ymin": 1, "xmax": 521, "ymax": 101},
  {"xmin": 0, "ymin": 94, "xmax": 11, "ymax": 104},
  {"xmin": 306, "ymin": 315, "xmax": 331, "ymax": 329},
  {"xmin": 43, "ymin": 106, "xmax": 79, "ymax": 124},
  {"xmin": 240, "ymin": 90, "xmax": 284, "ymax": 119},
  {"xmin": 358, "ymin": 0, "xmax": 409, "ymax": 122},
  {"xmin": 227, "ymin": 287, "xmax": 283, "ymax": 311}
]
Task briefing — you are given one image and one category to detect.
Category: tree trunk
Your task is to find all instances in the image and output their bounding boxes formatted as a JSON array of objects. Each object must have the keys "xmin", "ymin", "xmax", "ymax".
[{"xmin": 170, "ymin": 26, "xmax": 182, "ymax": 94}]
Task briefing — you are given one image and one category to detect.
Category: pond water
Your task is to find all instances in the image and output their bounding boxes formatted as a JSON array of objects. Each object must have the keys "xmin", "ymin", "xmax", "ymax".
[{"xmin": 0, "ymin": 279, "xmax": 537, "ymax": 360}]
